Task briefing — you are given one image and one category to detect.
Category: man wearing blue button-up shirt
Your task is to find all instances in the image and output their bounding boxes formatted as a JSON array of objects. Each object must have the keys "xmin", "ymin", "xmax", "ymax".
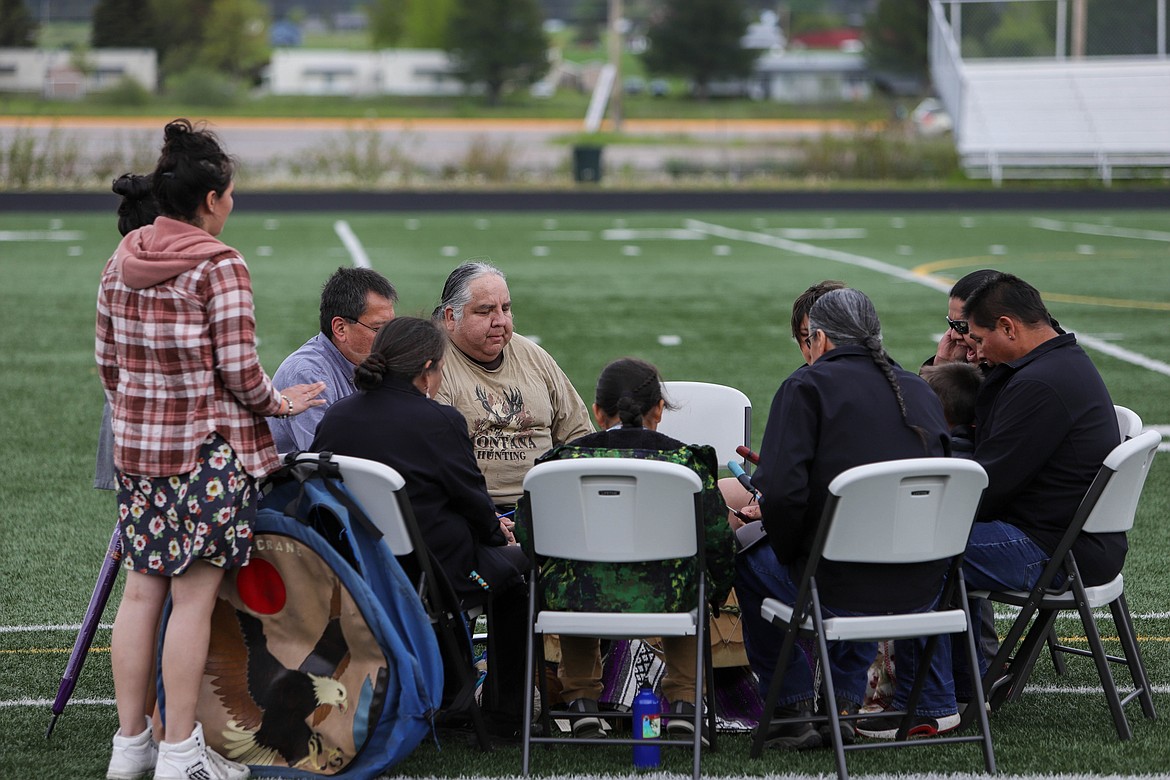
[{"xmin": 269, "ymin": 267, "xmax": 397, "ymax": 452}]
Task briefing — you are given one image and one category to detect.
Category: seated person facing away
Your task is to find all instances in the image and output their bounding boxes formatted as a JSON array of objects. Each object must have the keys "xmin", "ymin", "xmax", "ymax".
[
  {"xmin": 516, "ymin": 358, "xmax": 736, "ymax": 743},
  {"xmin": 920, "ymin": 361, "xmax": 983, "ymax": 457},
  {"xmin": 269, "ymin": 266, "xmax": 397, "ymax": 452},
  {"xmin": 722, "ymin": 280, "xmax": 844, "ymax": 530},
  {"xmin": 735, "ymin": 288, "xmax": 954, "ymax": 750},
  {"xmin": 433, "ymin": 261, "xmax": 593, "ymax": 509},
  {"xmin": 309, "ymin": 317, "xmax": 531, "ymax": 733}
]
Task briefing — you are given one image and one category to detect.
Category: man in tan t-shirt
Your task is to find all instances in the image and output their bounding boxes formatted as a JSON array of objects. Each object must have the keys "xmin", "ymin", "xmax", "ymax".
[
  {"xmin": 434, "ymin": 261, "xmax": 593, "ymax": 508},
  {"xmin": 431, "ymin": 261, "xmax": 591, "ymax": 738}
]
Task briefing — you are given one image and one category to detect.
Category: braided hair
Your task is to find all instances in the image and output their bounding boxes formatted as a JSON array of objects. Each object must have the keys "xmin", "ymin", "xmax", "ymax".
[
  {"xmin": 807, "ymin": 288, "xmax": 928, "ymax": 449},
  {"xmin": 594, "ymin": 357, "xmax": 676, "ymax": 429}
]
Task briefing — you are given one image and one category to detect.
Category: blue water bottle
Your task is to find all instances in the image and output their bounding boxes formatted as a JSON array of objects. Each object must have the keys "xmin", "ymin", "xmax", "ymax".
[{"xmin": 632, "ymin": 679, "xmax": 661, "ymax": 769}]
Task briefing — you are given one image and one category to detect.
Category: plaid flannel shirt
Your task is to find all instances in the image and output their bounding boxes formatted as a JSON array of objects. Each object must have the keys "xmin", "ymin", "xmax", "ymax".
[{"xmin": 96, "ymin": 251, "xmax": 282, "ymax": 479}]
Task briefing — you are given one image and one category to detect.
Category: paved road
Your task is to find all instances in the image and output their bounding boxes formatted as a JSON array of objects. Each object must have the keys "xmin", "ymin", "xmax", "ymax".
[{"xmin": 0, "ymin": 115, "xmax": 859, "ymax": 180}]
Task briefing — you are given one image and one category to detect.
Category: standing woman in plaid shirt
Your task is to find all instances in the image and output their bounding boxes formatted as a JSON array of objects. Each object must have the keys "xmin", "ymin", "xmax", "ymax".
[{"xmin": 96, "ymin": 119, "xmax": 325, "ymax": 780}]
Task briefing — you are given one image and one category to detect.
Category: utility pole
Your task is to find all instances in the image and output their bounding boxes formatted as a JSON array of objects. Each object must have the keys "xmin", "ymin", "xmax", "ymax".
[
  {"xmin": 609, "ymin": 0, "xmax": 623, "ymax": 132},
  {"xmin": 1071, "ymin": 0, "xmax": 1087, "ymax": 59}
]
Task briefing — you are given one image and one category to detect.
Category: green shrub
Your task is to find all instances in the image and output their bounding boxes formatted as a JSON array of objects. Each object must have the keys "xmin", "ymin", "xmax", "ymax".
[
  {"xmin": 91, "ymin": 76, "xmax": 153, "ymax": 107},
  {"xmin": 165, "ymin": 67, "xmax": 242, "ymax": 108}
]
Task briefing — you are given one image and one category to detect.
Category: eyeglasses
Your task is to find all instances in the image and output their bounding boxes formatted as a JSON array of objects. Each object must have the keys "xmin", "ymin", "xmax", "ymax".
[
  {"xmin": 945, "ymin": 316, "xmax": 969, "ymax": 335},
  {"xmin": 347, "ymin": 318, "xmax": 382, "ymax": 334}
]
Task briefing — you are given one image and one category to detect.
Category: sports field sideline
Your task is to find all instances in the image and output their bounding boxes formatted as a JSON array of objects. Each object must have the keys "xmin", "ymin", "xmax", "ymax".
[{"xmin": 2, "ymin": 204, "xmax": 1168, "ymax": 778}]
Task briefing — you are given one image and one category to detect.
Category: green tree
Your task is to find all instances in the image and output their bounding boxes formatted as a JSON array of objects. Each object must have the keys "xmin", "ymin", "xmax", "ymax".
[
  {"xmin": 444, "ymin": 0, "xmax": 549, "ymax": 106},
  {"xmin": 369, "ymin": 0, "xmax": 407, "ymax": 48},
  {"xmin": 641, "ymin": 0, "xmax": 757, "ymax": 100},
  {"xmin": 371, "ymin": 0, "xmax": 456, "ymax": 49},
  {"xmin": 92, "ymin": 0, "xmax": 157, "ymax": 48},
  {"xmin": 199, "ymin": 0, "xmax": 272, "ymax": 83},
  {"xmin": 150, "ymin": 0, "xmax": 214, "ymax": 77},
  {"xmin": 0, "ymin": 0, "xmax": 37, "ymax": 47},
  {"xmin": 864, "ymin": 0, "xmax": 929, "ymax": 82},
  {"xmin": 986, "ymin": 2, "xmax": 1055, "ymax": 58},
  {"xmin": 403, "ymin": 0, "xmax": 454, "ymax": 48}
]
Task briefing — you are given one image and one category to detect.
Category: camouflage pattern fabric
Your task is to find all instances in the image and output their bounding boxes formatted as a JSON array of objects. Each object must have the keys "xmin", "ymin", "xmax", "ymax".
[{"xmin": 515, "ymin": 442, "xmax": 735, "ymax": 613}]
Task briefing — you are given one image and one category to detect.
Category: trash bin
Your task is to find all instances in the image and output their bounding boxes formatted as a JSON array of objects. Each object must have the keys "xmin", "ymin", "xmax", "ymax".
[{"xmin": 572, "ymin": 145, "xmax": 603, "ymax": 183}]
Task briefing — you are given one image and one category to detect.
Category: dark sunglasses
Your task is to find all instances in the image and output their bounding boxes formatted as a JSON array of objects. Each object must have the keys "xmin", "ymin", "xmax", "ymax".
[{"xmin": 946, "ymin": 316, "xmax": 970, "ymax": 335}]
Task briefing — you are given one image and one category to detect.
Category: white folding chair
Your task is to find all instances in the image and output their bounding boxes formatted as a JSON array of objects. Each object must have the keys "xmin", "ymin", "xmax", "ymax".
[
  {"xmin": 519, "ymin": 458, "xmax": 715, "ymax": 780},
  {"xmin": 284, "ymin": 451, "xmax": 492, "ymax": 750},
  {"xmin": 748, "ymin": 458, "xmax": 995, "ymax": 780},
  {"xmin": 1115, "ymin": 404, "xmax": 1143, "ymax": 439},
  {"xmin": 658, "ymin": 381, "xmax": 752, "ymax": 471},
  {"xmin": 1040, "ymin": 403, "xmax": 1142, "ymax": 676},
  {"xmin": 978, "ymin": 430, "xmax": 1160, "ymax": 740}
]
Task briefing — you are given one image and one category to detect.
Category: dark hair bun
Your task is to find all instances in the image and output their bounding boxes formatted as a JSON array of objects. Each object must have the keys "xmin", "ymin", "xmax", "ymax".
[
  {"xmin": 353, "ymin": 352, "xmax": 388, "ymax": 391},
  {"xmin": 112, "ymin": 173, "xmax": 152, "ymax": 199}
]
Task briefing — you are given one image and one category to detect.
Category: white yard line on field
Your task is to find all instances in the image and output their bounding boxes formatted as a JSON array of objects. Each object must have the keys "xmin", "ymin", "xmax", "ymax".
[
  {"xmin": 1030, "ymin": 217, "xmax": 1170, "ymax": 243},
  {"xmin": 687, "ymin": 219, "xmax": 1170, "ymax": 380},
  {"xmin": 333, "ymin": 219, "xmax": 371, "ymax": 268},
  {"xmin": 0, "ymin": 623, "xmax": 113, "ymax": 633},
  {"xmin": 0, "ymin": 230, "xmax": 86, "ymax": 241}
]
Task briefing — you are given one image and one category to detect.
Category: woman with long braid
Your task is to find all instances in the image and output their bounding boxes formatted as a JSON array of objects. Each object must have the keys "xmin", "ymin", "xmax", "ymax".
[{"xmin": 734, "ymin": 288, "xmax": 956, "ymax": 751}]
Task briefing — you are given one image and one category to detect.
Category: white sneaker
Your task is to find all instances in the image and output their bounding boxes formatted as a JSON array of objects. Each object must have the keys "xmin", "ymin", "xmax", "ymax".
[
  {"xmin": 106, "ymin": 716, "xmax": 157, "ymax": 780},
  {"xmin": 155, "ymin": 722, "xmax": 250, "ymax": 780}
]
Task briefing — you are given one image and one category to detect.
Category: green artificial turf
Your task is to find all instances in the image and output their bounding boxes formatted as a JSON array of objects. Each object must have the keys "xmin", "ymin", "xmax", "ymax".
[{"xmin": 1, "ymin": 208, "xmax": 1168, "ymax": 778}]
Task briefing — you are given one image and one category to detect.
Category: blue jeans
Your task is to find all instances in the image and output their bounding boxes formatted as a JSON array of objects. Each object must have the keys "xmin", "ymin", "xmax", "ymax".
[
  {"xmin": 735, "ymin": 545, "xmax": 957, "ymax": 717},
  {"xmin": 963, "ymin": 520, "xmax": 1053, "ymax": 594},
  {"xmin": 952, "ymin": 519, "xmax": 1053, "ymax": 697}
]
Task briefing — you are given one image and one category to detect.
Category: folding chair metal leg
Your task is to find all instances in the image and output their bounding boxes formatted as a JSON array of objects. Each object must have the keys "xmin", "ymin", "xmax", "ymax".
[
  {"xmin": 812, "ymin": 626, "xmax": 848, "ymax": 779},
  {"xmin": 748, "ymin": 619, "xmax": 805, "ymax": 759},
  {"xmin": 1111, "ymin": 593, "xmax": 1157, "ymax": 720},
  {"xmin": 702, "ymin": 636, "xmax": 718, "ymax": 753},
  {"xmin": 521, "ymin": 577, "xmax": 538, "ymax": 775},
  {"xmin": 986, "ymin": 607, "xmax": 1057, "ymax": 710},
  {"xmin": 690, "ymin": 614, "xmax": 704, "ymax": 780},
  {"xmin": 958, "ymin": 582, "xmax": 998, "ymax": 773},
  {"xmin": 1005, "ymin": 609, "xmax": 1061, "ymax": 705},
  {"xmin": 433, "ymin": 612, "xmax": 491, "ymax": 751},
  {"xmin": 1076, "ymin": 592, "xmax": 1133, "ymax": 740},
  {"xmin": 1045, "ymin": 625, "xmax": 1068, "ymax": 675}
]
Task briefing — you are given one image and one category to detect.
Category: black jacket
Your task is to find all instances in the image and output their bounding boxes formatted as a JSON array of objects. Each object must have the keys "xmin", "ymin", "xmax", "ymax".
[
  {"xmin": 752, "ymin": 346, "xmax": 951, "ymax": 612},
  {"xmin": 973, "ymin": 333, "xmax": 1123, "ymax": 585},
  {"xmin": 311, "ymin": 375, "xmax": 507, "ymax": 592}
]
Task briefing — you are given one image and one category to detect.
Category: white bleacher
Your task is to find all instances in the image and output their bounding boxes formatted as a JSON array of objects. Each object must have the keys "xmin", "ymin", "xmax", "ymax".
[{"xmin": 929, "ymin": 1, "xmax": 1170, "ymax": 183}]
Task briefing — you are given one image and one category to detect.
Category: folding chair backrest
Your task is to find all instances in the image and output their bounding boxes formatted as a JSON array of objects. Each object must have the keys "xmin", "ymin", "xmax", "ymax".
[
  {"xmin": 821, "ymin": 458, "xmax": 988, "ymax": 565},
  {"xmin": 522, "ymin": 457, "xmax": 702, "ymax": 562},
  {"xmin": 658, "ymin": 381, "xmax": 752, "ymax": 470},
  {"xmin": 1081, "ymin": 430, "xmax": 1160, "ymax": 535},
  {"xmin": 1114, "ymin": 405, "xmax": 1143, "ymax": 440},
  {"xmin": 289, "ymin": 451, "xmax": 415, "ymax": 556}
]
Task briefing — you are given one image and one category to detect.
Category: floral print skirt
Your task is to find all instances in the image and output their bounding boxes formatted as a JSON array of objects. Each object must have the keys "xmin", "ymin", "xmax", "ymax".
[{"xmin": 116, "ymin": 433, "xmax": 257, "ymax": 576}]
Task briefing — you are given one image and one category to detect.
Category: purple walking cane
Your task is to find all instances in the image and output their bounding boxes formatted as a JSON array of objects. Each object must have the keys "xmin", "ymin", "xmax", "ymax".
[{"xmin": 46, "ymin": 523, "xmax": 123, "ymax": 738}]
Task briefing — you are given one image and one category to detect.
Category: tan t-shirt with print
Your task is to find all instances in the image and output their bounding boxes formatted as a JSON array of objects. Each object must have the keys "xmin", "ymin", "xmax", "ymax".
[{"xmin": 437, "ymin": 334, "xmax": 593, "ymax": 505}]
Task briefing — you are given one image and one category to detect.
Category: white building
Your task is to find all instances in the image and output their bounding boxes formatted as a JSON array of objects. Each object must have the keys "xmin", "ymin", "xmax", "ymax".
[
  {"xmin": 0, "ymin": 48, "xmax": 156, "ymax": 97},
  {"xmin": 266, "ymin": 49, "xmax": 466, "ymax": 96}
]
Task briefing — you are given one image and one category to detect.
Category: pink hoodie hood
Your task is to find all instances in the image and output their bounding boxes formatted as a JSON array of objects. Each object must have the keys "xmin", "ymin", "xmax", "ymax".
[{"xmin": 116, "ymin": 216, "xmax": 236, "ymax": 289}]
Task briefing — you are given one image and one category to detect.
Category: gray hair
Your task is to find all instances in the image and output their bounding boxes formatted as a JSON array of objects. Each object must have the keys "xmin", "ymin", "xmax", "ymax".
[
  {"xmin": 433, "ymin": 260, "xmax": 506, "ymax": 321},
  {"xmin": 808, "ymin": 288, "xmax": 927, "ymax": 449},
  {"xmin": 807, "ymin": 287, "xmax": 882, "ymax": 351}
]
